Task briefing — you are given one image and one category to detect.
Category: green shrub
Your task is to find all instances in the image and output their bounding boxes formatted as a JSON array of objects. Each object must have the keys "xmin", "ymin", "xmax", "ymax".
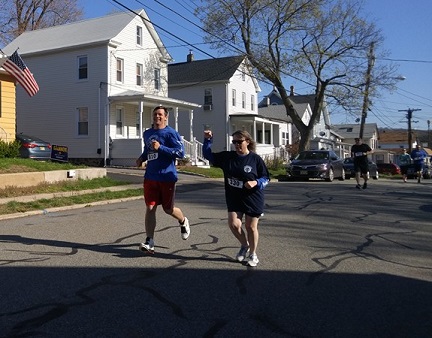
[{"xmin": 0, "ymin": 140, "xmax": 20, "ymax": 158}]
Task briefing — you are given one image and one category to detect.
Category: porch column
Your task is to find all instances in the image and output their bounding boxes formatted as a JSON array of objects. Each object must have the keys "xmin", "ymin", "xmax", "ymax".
[
  {"xmin": 253, "ymin": 120, "xmax": 257, "ymax": 142},
  {"xmin": 189, "ymin": 109, "xmax": 194, "ymax": 142},
  {"xmin": 270, "ymin": 122, "xmax": 274, "ymax": 145},
  {"xmin": 174, "ymin": 106, "xmax": 179, "ymax": 131},
  {"xmin": 261, "ymin": 122, "xmax": 265, "ymax": 144},
  {"xmin": 139, "ymin": 100, "xmax": 144, "ymax": 150}
]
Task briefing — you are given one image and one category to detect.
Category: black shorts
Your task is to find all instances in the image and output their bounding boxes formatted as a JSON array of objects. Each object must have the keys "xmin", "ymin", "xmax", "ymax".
[
  {"xmin": 354, "ymin": 161, "xmax": 369, "ymax": 174},
  {"xmin": 400, "ymin": 165, "xmax": 409, "ymax": 175}
]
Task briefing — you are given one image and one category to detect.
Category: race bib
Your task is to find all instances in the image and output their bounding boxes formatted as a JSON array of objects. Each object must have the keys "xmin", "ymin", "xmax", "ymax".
[
  {"xmin": 354, "ymin": 152, "xmax": 364, "ymax": 157},
  {"xmin": 228, "ymin": 178, "xmax": 243, "ymax": 188},
  {"xmin": 148, "ymin": 152, "xmax": 158, "ymax": 161}
]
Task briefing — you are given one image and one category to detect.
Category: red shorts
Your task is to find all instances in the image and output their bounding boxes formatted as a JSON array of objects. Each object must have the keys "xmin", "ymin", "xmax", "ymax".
[{"xmin": 143, "ymin": 179, "xmax": 176, "ymax": 210}]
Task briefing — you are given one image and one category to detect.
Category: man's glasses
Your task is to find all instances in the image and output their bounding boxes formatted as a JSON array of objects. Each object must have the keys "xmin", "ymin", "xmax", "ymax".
[{"xmin": 232, "ymin": 139, "xmax": 245, "ymax": 145}]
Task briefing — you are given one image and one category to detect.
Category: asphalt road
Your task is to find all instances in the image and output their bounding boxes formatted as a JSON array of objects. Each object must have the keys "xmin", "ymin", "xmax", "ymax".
[{"xmin": 1, "ymin": 172, "xmax": 431, "ymax": 337}]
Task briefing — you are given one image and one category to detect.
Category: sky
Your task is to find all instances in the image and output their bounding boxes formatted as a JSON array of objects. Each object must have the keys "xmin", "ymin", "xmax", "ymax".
[{"xmin": 78, "ymin": 0, "xmax": 432, "ymax": 131}]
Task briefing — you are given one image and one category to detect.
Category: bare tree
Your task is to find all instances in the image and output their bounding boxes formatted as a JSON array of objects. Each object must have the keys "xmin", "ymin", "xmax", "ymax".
[
  {"xmin": 196, "ymin": 0, "xmax": 399, "ymax": 151},
  {"xmin": 0, "ymin": 0, "xmax": 83, "ymax": 47}
]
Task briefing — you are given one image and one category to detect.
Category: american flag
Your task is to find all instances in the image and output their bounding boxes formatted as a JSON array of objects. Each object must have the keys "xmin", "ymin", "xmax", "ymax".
[{"xmin": 2, "ymin": 50, "xmax": 39, "ymax": 97}]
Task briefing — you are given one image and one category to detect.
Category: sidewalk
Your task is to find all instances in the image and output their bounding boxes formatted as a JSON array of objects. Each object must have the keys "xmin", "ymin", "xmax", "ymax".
[{"xmin": 0, "ymin": 184, "xmax": 143, "ymax": 220}]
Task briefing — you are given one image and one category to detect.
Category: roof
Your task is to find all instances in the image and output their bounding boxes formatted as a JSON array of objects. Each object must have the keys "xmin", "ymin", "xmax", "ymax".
[
  {"xmin": 331, "ymin": 123, "xmax": 378, "ymax": 139},
  {"xmin": 3, "ymin": 9, "xmax": 170, "ymax": 59},
  {"xmin": 168, "ymin": 56, "xmax": 245, "ymax": 85},
  {"xmin": 258, "ymin": 102, "xmax": 311, "ymax": 123}
]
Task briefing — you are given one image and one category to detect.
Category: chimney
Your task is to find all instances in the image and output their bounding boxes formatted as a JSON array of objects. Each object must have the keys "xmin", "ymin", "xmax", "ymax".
[
  {"xmin": 187, "ymin": 50, "xmax": 194, "ymax": 63},
  {"xmin": 266, "ymin": 96, "xmax": 270, "ymax": 106},
  {"xmin": 290, "ymin": 85, "xmax": 294, "ymax": 96}
]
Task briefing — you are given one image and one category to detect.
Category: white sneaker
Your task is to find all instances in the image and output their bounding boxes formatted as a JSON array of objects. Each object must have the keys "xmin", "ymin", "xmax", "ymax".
[
  {"xmin": 139, "ymin": 237, "xmax": 155, "ymax": 254},
  {"xmin": 235, "ymin": 246, "xmax": 249, "ymax": 262},
  {"xmin": 180, "ymin": 217, "xmax": 190, "ymax": 240},
  {"xmin": 246, "ymin": 254, "xmax": 259, "ymax": 267}
]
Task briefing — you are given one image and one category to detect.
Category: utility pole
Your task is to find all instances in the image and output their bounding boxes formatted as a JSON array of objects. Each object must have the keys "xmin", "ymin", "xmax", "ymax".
[
  {"xmin": 428, "ymin": 120, "xmax": 430, "ymax": 148},
  {"xmin": 399, "ymin": 108, "xmax": 421, "ymax": 153},
  {"xmin": 359, "ymin": 42, "xmax": 375, "ymax": 139}
]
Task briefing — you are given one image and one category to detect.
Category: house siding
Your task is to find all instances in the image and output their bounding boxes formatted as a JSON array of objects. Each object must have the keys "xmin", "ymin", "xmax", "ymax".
[
  {"xmin": 16, "ymin": 45, "xmax": 109, "ymax": 158},
  {"xmin": 0, "ymin": 74, "xmax": 16, "ymax": 142}
]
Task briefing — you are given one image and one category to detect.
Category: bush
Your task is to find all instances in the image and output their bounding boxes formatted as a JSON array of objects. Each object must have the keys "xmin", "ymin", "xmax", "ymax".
[{"xmin": 0, "ymin": 140, "xmax": 20, "ymax": 158}]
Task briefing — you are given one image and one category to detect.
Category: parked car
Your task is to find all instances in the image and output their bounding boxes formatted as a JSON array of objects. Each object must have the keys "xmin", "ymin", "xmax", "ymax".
[
  {"xmin": 343, "ymin": 157, "xmax": 379, "ymax": 180},
  {"xmin": 286, "ymin": 150, "xmax": 345, "ymax": 182},
  {"xmin": 376, "ymin": 163, "xmax": 401, "ymax": 175},
  {"xmin": 405, "ymin": 163, "xmax": 432, "ymax": 179},
  {"xmin": 15, "ymin": 133, "xmax": 52, "ymax": 160}
]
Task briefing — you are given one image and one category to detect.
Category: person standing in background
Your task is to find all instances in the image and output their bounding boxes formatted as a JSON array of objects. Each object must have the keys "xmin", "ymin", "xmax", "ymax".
[
  {"xmin": 203, "ymin": 129, "xmax": 269, "ymax": 267},
  {"xmin": 399, "ymin": 149, "xmax": 412, "ymax": 183},
  {"xmin": 410, "ymin": 144, "xmax": 428, "ymax": 183},
  {"xmin": 136, "ymin": 106, "xmax": 190, "ymax": 254},
  {"xmin": 351, "ymin": 138, "xmax": 372, "ymax": 189}
]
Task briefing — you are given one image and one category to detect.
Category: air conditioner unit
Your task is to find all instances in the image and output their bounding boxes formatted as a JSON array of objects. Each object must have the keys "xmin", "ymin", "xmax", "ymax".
[{"xmin": 203, "ymin": 104, "xmax": 212, "ymax": 111}]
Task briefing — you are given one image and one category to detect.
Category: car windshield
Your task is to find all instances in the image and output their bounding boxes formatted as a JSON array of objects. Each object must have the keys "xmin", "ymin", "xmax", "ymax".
[{"xmin": 297, "ymin": 152, "xmax": 328, "ymax": 160}]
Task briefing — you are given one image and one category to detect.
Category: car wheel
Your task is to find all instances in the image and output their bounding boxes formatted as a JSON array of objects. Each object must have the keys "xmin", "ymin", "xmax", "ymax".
[
  {"xmin": 325, "ymin": 168, "xmax": 334, "ymax": 182},
  {"xmin": 338, "ymin": 168, "xmax": 345, "ymax": 181}
]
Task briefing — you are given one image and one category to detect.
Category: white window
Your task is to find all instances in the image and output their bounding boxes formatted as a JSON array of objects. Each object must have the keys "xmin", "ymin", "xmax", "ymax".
[
  {"xmin": 78, "ymin": 107, "xmax": 88, "ymax": 135},
  {"xmin": 136, "ymin": 112, "xmax": 141, "ymax": 136},
  {"xmin": 116, "ymin": 58, "xmax": 124, "ymax": 83},
  {"xmin": 136, "ymin": 26, "xmax": 143, "ymax": 46},
  {"xmin": 204, "ymin": 88, "xmax": 213, "ymax": 105},
  {"xmin": 154, "ymin": 68, "xmax": 160, "ymax": 90},
  {"xmin": 251, "ymin": 95, "xmax": 255, "ymax": 111},
  {"xmin": 136, "ymin": 63, "xmax": 143, "ymax": 86},
  {"xmin": 242, "ymin": 92, "xmax": 246, "ymax": 109},
  {"xmin": 78, "ymin": 56, "xmax": 88, "ymax": 80},
  {"xmin": 232, "ymin": 89, "xmax": 236, "ymax": 106},
  {"xmin": 116, "ymin": 107, "xmax": 123, "ymax": 135}
]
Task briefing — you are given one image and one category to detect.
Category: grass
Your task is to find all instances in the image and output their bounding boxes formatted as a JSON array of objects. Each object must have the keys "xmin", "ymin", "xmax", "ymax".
[
  {"xmin": 0, "ymin": 160, "xmax": 285, "ymax": 216},
  {"xmin": 0, "ymin": 158, "xmax": 86, "ymax": 174}
]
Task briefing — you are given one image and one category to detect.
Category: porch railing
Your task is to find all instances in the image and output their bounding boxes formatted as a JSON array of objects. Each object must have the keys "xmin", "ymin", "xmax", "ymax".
[{"xmin": 182, "ymin": 137, "xmax": 209, "ymax": 166}]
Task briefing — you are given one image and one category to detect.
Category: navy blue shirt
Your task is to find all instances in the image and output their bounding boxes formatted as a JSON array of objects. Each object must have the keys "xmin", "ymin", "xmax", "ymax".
[{"xmin": 203, "ymin": 138, "xmax": 269, "ymax": 216}]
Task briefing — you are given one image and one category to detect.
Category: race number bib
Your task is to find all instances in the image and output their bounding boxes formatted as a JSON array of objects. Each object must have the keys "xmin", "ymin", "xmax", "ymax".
[
  {"xmin": 228, "ymin": 178, "xmax": 243, "ymax": 189},
  {"xmin": 148, "ymin": 152, "xmax": 158, "ymax": 161},
  {"xmin": 354, "ymin": 152, "xmax": 363, "ymax": 157}
]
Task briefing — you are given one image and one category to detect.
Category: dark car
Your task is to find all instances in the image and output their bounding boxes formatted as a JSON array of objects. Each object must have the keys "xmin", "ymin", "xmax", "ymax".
[
  {"xmin": 16, "ymin": 133, "xmax": 52, "ymax": 160},
  {"xmin": 376, "ymin": 163, "xmax": 401, "ymax": 175},
  {"xmin": 343, "ymin": 157, "xmax": 379, "ymax": 180},
  {"xmin": 286, "ymin": 150, "xmax": 345, "ymax": 182}
]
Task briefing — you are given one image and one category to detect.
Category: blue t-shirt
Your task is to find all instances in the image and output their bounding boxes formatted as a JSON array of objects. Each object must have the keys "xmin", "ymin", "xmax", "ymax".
[
  {"xmin": 139, "ymin": 126, "xmax": 184, "ymax": 182},
  {"xmin": 410, "ymin": 149, "xmax": 427, "ymax": 164}
]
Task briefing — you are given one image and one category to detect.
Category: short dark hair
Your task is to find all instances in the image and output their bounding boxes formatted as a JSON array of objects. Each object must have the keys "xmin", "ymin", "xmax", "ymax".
[{"xmin": 153, "ymin": 106, "xmax": 169, "ymax": 115}]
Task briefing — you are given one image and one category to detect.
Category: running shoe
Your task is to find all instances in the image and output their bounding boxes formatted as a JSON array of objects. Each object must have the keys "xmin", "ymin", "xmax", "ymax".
[
  {"xmin": 236, "ymin": 245, "xmax": 249, "ymax": 262},
  {"xmin": 180, "ymin": 217, "xmax": 190, "ymax": 240},
  {"xmin": 139, "ymin": 237, "xmax": 155, "ymax": 254},
  {"xmin": 246, "ymin": 254, "xmax": 259, "ymax": 267},
  {"xmin": 356, "ymin": 184, "xmax": 361, "ymax": 189}
]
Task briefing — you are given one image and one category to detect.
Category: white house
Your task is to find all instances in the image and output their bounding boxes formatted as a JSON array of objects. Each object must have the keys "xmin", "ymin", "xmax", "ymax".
[
  {"xmin": 3, "ymin": 9, "xmax": 200, "ymax": 166},
  {"xmin": 258, "ymin": 87, "xmax": 347, "ymax": 158},
  {"xmin": 168, "ymin": 53, "xmax": 289, "ymax": 160}
]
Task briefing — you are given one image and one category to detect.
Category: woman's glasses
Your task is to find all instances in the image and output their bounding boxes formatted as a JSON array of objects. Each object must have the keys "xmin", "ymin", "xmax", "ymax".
[{"xmin": 232, "ymin": 139, "xmax": 245, "ymax": 145}]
